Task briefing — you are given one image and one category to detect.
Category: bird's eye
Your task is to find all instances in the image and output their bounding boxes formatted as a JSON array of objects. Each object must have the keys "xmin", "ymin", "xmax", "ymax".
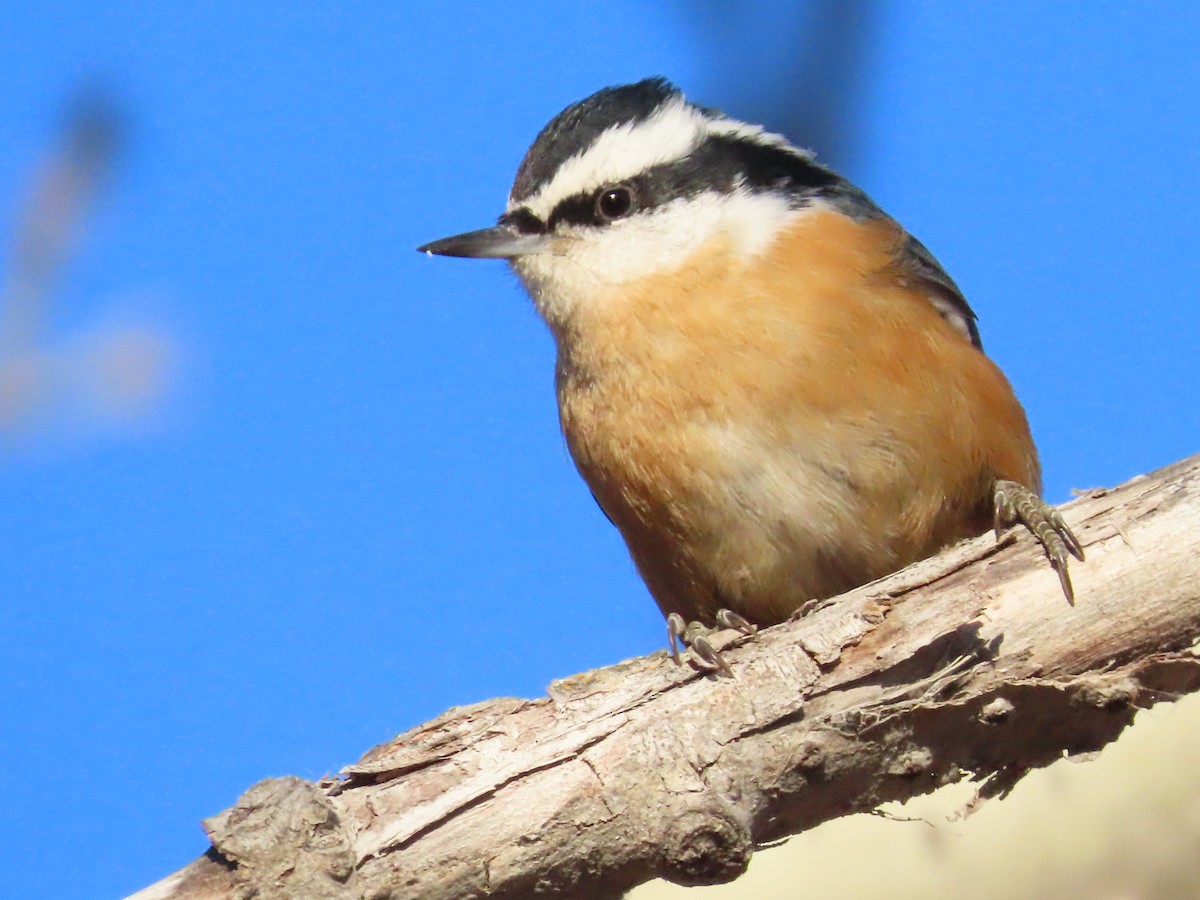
[{"xmin": 595, "ymin": 185, "xmax": 635, "ymax": 221}]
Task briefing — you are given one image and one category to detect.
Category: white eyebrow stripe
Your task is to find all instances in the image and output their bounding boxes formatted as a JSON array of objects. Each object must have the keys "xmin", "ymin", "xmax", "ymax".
[
  {"xmin": 510, "ymin": 97, "xmax": 708, "ymax": 221},
  {"xmin": 508, "ymin": 102, "xmax": 818, "ymax": 223},
  {"xmin": 706, "ymin": 118, "xmax": 812, "ymax": 157}
]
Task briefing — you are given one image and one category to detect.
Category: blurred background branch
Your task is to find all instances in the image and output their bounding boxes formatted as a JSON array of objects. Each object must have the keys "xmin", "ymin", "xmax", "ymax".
[
  {"xmin": 0, "ymin": 87, "xmax": 175, "ymax": 444},
  {"xmin": 676, "ymin": 0, "xmax": 878, "ymax": 171}
]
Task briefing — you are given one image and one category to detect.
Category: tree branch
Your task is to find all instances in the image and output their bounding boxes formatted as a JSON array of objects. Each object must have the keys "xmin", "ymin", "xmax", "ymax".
[{"xmin": 129, "ymin": 453, "xmax": 1200, "ymax": 900}]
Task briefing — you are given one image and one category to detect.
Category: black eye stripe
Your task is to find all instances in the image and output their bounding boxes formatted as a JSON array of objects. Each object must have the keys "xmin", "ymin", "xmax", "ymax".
[
  {"xmin": 546, "ymin": 193, "xmax": 600, "ymax": 229},
  {"xmin": 638, "ymin": 136, "xmax": 841, "ymax": 200},
  {"xmin": 540, "ymin": 134, "xmax": 859, "ymax": 230},
  {"xmin": 499, "ymin": 207, "xmax": 546, "ymax": 234}
]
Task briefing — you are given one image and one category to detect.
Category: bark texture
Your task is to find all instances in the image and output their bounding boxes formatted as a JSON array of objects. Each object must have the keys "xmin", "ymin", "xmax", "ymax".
[{"xmin": 129, "ymin": 454, "xmax": 1200, "ymax": 900}]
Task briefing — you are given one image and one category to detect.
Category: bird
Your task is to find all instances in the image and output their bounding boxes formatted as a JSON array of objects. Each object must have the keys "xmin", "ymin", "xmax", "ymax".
[{"xmin": 418, "ymin": 77, "xmax": 1082, "ymax": 673}]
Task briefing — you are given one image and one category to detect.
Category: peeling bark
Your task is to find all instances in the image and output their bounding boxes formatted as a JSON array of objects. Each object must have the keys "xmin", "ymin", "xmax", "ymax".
[{"xmin": 128, "ymin": 454, "xmax": 1200, "ymax": 900}]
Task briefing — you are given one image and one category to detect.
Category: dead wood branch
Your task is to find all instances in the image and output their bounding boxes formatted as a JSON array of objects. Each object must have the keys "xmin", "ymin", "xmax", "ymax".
[{"xmin": 130, "ymin": 453, "xmax": 1200, "ymax": 900}]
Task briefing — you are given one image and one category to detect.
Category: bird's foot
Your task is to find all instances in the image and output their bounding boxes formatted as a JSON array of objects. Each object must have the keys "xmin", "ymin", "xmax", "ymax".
[
  {"xmin": 993, "ymin": 479, "xmax": 1085, "ymax": 604},
  {"xmin": 666, "ymin": 609, "xmax": 758, "ymax": 677}
]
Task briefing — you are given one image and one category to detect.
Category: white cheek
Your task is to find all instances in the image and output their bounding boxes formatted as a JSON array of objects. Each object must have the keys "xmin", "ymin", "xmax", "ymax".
[
  {"xmin": 512, "ymin": 190, "xmax": 805, "ymax": 328},
  {"xmin": 510, "ymin": 252, "xmax": 597, "ymax": 329}
]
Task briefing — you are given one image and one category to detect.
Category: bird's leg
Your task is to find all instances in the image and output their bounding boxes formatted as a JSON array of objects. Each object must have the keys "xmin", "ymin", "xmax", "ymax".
[
  {"xmin": 666, "ymin": 609, "xmax": 758, "ymax": 677},
  {"xmin": 993, "ymin": 479, "xmax": 1085, "ymax": 604}
]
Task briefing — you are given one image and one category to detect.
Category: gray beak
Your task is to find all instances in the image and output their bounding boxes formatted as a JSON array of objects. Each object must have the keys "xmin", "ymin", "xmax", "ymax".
[{"xmin": 417, "ymin": 223, "xmax": 545, "ymax": 259}]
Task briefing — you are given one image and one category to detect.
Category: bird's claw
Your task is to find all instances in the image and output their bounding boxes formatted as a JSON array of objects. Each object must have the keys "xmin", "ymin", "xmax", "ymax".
[
  {"xmin": 993, "ymin": 479, "xmax": 1085, "ymax": 604},
  {"xmin": 715, "ymin": 608, "xmax": 758, "ymax": 636},
  {"xmin": 666, "ymin": 609, "xmax": 758, "ymax": 677}
]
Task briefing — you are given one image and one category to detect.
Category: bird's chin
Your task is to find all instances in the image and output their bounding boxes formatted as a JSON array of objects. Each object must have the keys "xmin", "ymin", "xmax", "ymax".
[{"xmin": 510, "ymin": 253, "xmax": 596, "ymax": 336}]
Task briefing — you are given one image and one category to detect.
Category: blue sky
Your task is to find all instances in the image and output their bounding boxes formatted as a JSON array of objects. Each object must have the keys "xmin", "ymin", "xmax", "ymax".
[{"xmin": 1, "ymin": 3, "xmax": 1197, "ymax": 897}]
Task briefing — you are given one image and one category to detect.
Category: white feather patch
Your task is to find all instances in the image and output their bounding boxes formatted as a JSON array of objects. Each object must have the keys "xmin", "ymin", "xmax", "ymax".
[
  {"xmin": 706, "ymin": 117, "xmax": 811, "ymax": 157},
  {"xmin": 511, "ymin": 96, "xmax": 708, "ymax": 221},
  {"xmin": 513, "ymin": 189, "xmax": 809, "ymax": 328},
  {"xmin": 510, "ymin": 97, "xmax": 816, "ymax": 224}
]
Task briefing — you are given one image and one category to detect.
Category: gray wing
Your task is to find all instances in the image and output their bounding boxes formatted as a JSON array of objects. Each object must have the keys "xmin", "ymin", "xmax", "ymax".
[
  {"xmin": 898, "ymin": 233, "xmax": 982, "ymax": 349},
  {"xmin": 822, "ymin": 180, "xmax": 982, "ymax": 350}
]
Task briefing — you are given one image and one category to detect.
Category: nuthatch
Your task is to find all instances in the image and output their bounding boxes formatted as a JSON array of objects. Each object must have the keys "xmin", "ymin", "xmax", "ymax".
[{"xmin": 420, "ymin": 78, "xmax": 1082, "ymax": 672}]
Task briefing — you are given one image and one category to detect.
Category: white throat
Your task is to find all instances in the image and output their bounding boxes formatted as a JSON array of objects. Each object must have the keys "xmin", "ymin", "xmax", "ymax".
[{"xmin": 512, "ymin": 189, "xmax": 808, "ymax": 331}]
